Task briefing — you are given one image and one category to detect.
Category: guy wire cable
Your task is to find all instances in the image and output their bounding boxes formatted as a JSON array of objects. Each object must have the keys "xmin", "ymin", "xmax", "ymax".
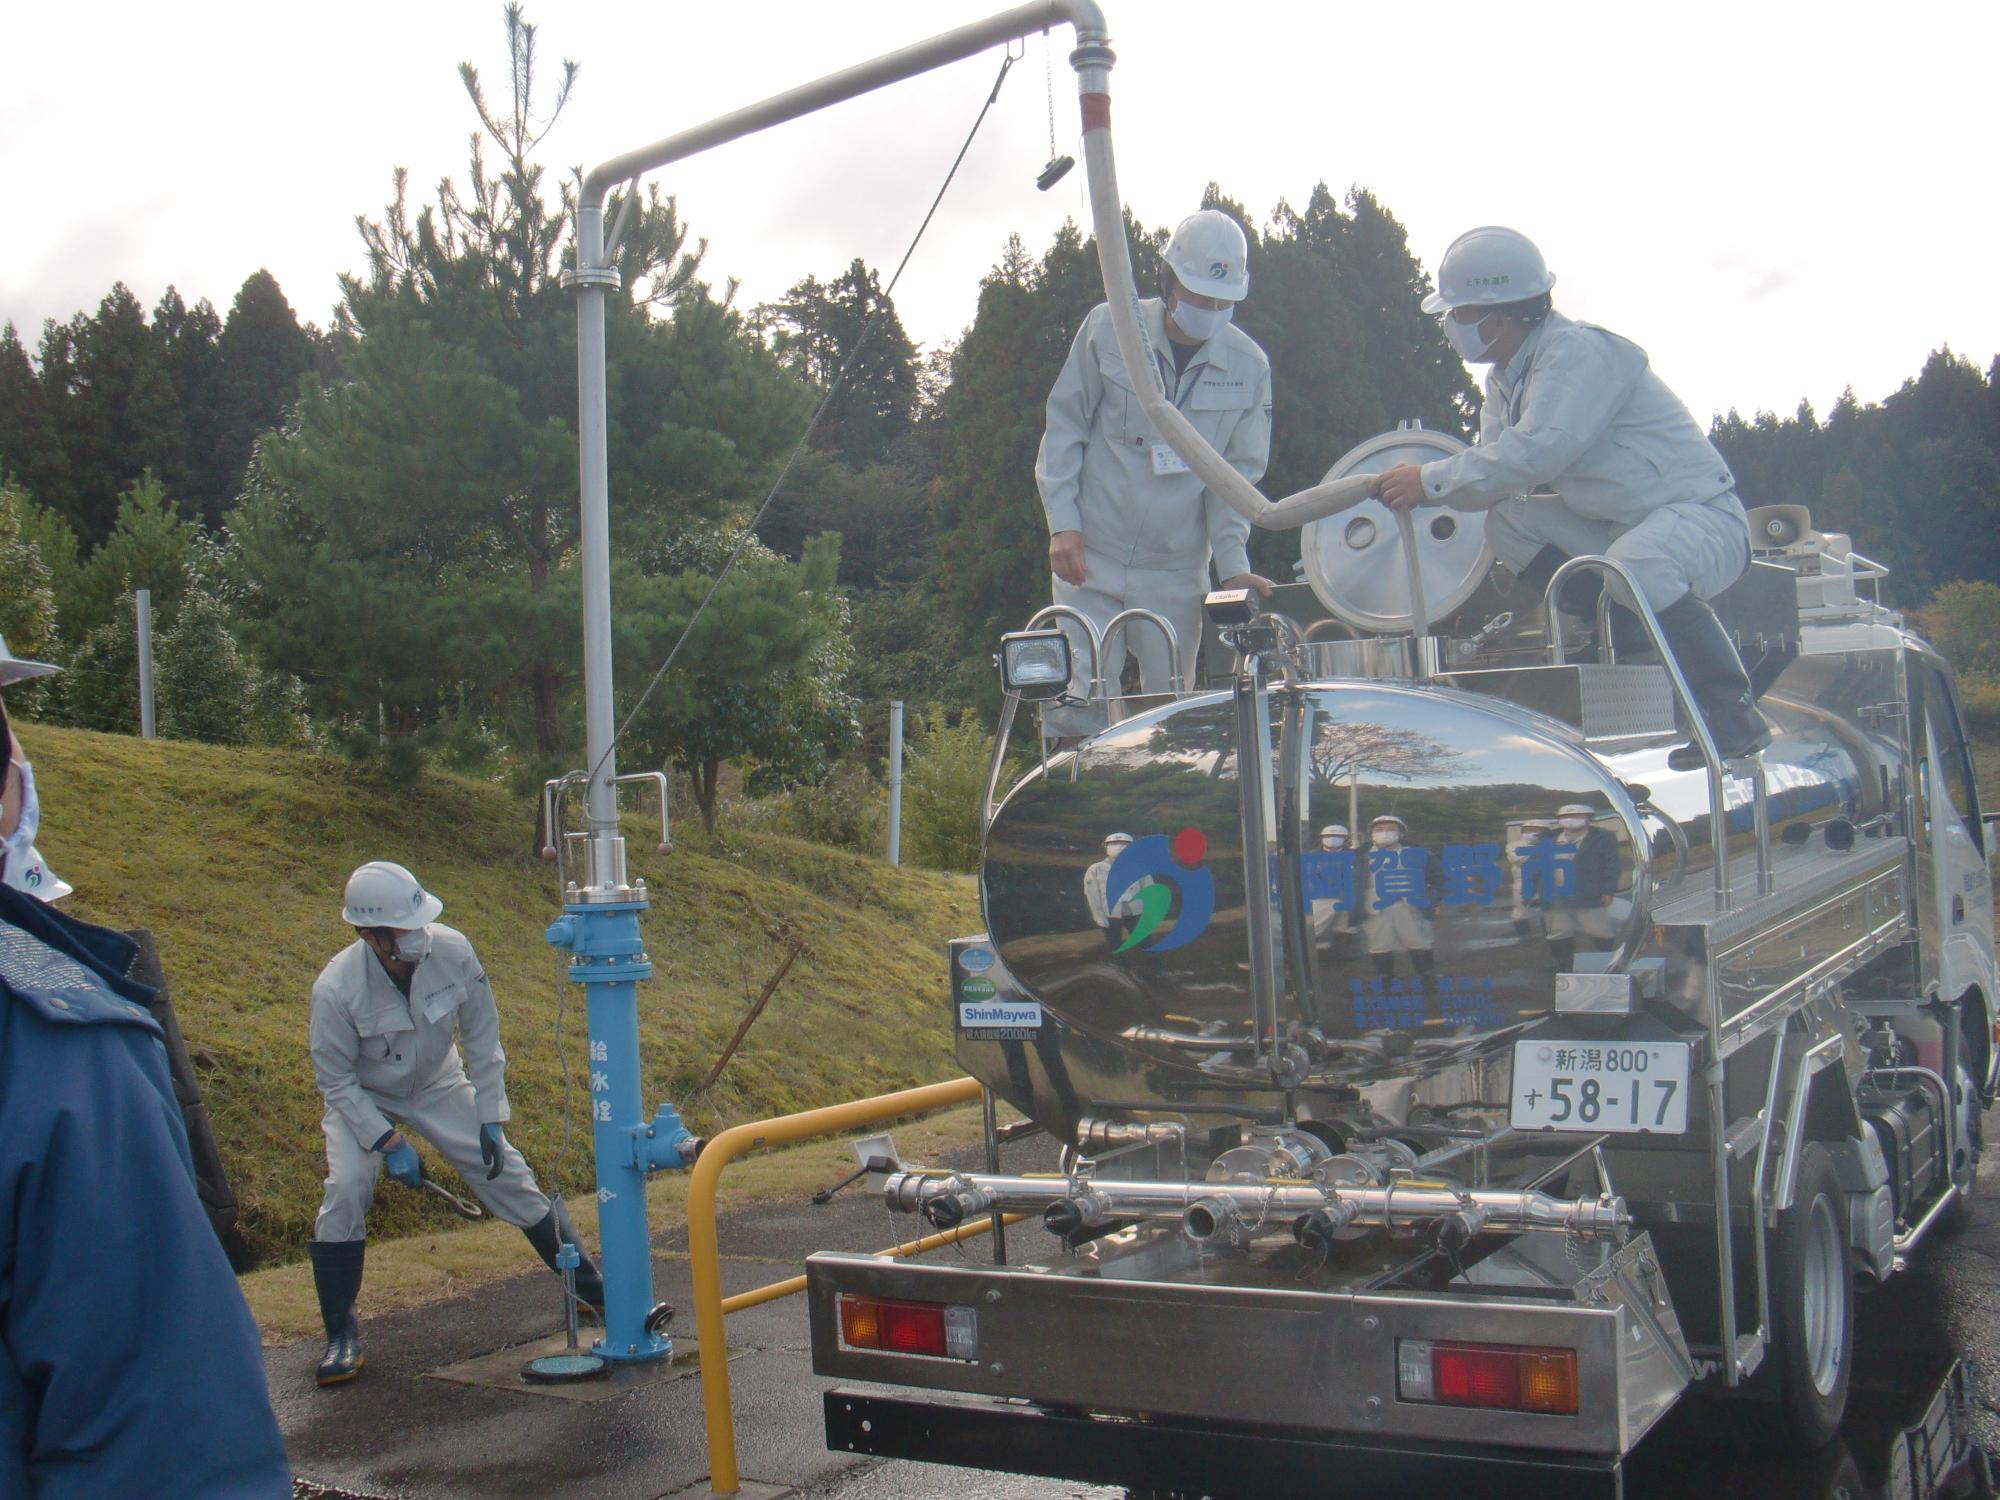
[{"xmin": 586, "ymin": 44, "xmax": 1021, "ymax": 792}]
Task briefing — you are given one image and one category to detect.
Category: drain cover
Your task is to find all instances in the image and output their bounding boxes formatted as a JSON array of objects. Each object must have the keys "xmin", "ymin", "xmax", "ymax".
[{"xmin": 522, "ymin": 1352, "xmax": 608, "ymax": 1383}]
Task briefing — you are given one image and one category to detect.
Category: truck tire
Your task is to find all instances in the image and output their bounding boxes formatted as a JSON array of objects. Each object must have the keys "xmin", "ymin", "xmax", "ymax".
[
  {"xmin": 1771, "ymin": 1142, "xmax": 1853, "ymax": 1447},
  {"xmin": 1943, "ymin": 1058, "xmax": 1984, "ymax": 1234}
]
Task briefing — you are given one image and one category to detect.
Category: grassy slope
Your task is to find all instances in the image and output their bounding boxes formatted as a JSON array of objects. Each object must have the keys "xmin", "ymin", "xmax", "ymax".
[{"xmin": 26, "ymin": 724, "xmax": 978, "ymax": 1262}]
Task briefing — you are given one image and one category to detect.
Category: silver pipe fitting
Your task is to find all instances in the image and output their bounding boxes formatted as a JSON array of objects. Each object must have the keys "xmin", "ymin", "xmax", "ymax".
[
  {"xmin": 1182, "ymin": 1195, "xmax": 1242, "ymax": 1246},
  {"xmin": 881, "ymin": 1171, "xmax": 1630, "ymax": 1242}
]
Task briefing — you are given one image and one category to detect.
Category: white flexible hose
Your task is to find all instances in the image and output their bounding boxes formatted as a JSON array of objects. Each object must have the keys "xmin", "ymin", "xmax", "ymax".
[
  {"xmin": 1395, "ymin": 507, "xmax": 1430, "ymax": 637},
  {"xmin": 1077, "ymin": 103, "xmax": 1378, "ymax": 530}
]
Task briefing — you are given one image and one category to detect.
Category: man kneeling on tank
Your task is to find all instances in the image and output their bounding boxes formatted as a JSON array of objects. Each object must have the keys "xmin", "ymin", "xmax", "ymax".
[{"xmin": 1372, "ymin": 226, "xmax": 1771, "ymax": 769}]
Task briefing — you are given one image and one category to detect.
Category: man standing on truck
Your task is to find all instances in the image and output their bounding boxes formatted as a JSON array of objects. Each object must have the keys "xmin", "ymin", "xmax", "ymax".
[
  {"xmin": 306, "ymin": 859, "xmax": 603, "ymax": 1386},
  {"xmin": 1036, "ymin": 209, "xmax": 1275, "ymax": 733},
  {"xmin": 1372, "ymin": 226, "xmax": 1770, "ymax": 769}
]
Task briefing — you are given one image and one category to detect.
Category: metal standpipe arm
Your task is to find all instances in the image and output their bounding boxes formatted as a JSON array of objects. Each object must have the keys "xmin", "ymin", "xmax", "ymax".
[{"xmin": 557, "ymin": 0, "xmax": 1162, "ymax": 1384}]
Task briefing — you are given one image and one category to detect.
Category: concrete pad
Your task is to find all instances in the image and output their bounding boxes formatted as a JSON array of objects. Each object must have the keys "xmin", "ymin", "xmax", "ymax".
[
  {"xmin": 427, "ymin": 1330, "xmax": 738, "ymax": 1404},
  {"xmin": 657, "ymin": 1480, "xmax": 793, "ymax": 1499}
]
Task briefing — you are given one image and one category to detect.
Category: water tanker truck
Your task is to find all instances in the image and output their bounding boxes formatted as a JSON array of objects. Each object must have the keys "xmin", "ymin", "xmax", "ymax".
[{"xmin": 806, "ymin": 431, "xmax": 1998, "ymax": 1498}]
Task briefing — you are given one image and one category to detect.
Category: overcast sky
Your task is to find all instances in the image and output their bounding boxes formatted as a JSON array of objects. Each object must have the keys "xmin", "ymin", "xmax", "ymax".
[{"xmin": 4, "ymin": 0, "xmax": 1994, "ymax": 427}]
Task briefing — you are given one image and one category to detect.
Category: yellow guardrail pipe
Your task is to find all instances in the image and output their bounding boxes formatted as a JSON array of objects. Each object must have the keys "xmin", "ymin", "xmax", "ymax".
[{"xmin": 688, "ymin": 1075, "xmax": 985, "ymax": 1494}]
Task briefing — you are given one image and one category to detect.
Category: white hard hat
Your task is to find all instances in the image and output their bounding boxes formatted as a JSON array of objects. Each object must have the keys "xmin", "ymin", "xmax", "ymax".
[
  {"xmin": 342, "ymin": 860, "xmax": 443, "ymax": 928},
  {"xmin": 1163, "ymin": 210, "xmax": 1250, "ymax": 301},
  {"xmin": 1104, "ymin": 832, "xmax": 1134, "ymax": 847},
  {"xmin": 1522, "ymin": 818, "xmax": 1559, "ymax": 832},
  {"xmin": 1556, "ymin": 804, "xmax": 1594, "ymax": 819},
  {"xmin": 0, "ymin": 634, "xmax": 61, "ymax": 687},
  {"xmin": 1421, "ymin": 226, "xmax": 1556, "ymax": 314},
  {"xmin": 1370, "ymin": 814, "xmax": 1408, "ymax": 832},
  {"xmin": 1319, "ymin": 824, "xmax": 1349, "ymax": 838}
]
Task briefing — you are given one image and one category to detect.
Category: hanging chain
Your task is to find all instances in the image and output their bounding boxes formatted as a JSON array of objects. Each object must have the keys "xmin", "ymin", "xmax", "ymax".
[{"xmin": 1044, "ymin": 31, "xmax": 1059, "ymax": 158}]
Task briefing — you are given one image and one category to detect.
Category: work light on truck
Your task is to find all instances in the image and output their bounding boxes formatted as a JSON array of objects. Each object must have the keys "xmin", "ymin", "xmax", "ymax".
[
  {"xmin": 837, "ymin": 1293, "xmax": 978, "ymax": 1360},
  {"xmin": 1396, "ymin": 1339, "xmax": 1578, "ymax": 1416},
  {"xmin": 999, "ymin": 630, "xmax": 1071, "ymax": 701}
]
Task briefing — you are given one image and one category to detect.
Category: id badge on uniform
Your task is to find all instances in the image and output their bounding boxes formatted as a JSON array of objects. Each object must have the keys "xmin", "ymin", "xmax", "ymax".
[{"xmin": 1150, "ymin": 442, "xmax": 1190, "ymax": 476}]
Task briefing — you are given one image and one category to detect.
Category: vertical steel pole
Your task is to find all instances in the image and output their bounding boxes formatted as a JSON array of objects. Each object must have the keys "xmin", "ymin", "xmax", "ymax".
[
  {"xmin": 549, "ymin": 200, "xmax": 673, "ymax": 1365},
  {"xmin": 887, "ymin": 700, "xmax": 904, "ymax": 866},
  {"xmin": 573, "ymin": 203, "xmax": 619, "ymax": 843},
  {"xmin": 135, "ymin": 589, "xmax": 156, "ymax": 739}
]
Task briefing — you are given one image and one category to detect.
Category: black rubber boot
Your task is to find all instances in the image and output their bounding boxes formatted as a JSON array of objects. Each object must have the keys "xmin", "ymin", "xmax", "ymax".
[
  {"xmin": 1657, "ymin": 595, "xmax": 1774, "ymax": 768},
  {"xmin": 308, "ymin": 1239, "xmax": 366, "ymax": 1386},
  {"xmin": 525, "ymin": 1199, "xmax": 605, "ymax": 1312}
]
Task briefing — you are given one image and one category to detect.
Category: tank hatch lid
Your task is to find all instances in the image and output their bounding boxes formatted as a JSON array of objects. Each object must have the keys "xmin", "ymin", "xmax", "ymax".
[{"xmin": 1300, "ymin": 423, "xmax": 1488, "ymax": 632}]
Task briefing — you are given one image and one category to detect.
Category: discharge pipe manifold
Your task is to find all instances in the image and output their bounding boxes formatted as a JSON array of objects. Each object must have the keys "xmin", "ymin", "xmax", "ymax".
[{"xmin": 884, "ymin": 1171, "xmax": 1629, "ymax": 1243}]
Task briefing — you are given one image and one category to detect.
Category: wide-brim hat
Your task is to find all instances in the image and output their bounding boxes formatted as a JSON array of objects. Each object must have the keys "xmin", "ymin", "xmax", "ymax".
[{"xmin": 0, "ymin": 635, "xmax": 60, "ymax": 687}]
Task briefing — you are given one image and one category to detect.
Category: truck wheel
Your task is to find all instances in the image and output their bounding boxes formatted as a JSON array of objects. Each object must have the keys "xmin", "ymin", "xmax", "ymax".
[
  {"xmin": 1771, "ymin": 1142, "xmax": 1853, "ymax": 1447},
  {"xmin": 1943, "ymin": 1059, "xmax": 1984, "ymax": 1234}
]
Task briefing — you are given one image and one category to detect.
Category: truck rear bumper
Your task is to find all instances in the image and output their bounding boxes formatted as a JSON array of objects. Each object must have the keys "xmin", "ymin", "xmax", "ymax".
[
  {"xmin": 808, "ymin": 1233, "xmax": 1690, "ymax": 1460},
  {"xmin": 825, "ymin": 1387, "xmax": 1626, "ymax": 1500}
]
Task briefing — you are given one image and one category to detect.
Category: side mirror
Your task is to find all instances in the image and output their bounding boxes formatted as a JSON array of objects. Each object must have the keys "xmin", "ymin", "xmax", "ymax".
[{"xmin": 999, "ymin": 629, "xmax": 1072, "ymax": 702}]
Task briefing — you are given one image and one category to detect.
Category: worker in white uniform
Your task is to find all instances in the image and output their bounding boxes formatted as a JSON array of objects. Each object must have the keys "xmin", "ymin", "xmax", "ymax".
[
  {"xmin": 306, "ymin": 860, "xmax": 601, "ymax": 1386},
  {"xmin": 0, "ymin": 636, "xmax": 72, "ymax": 902},
  {"xmin": 1036, "ymin": 210, "xmax": 1275, "ymax": 734},
  {"xmin": 1372, "ymin": 227, "xmax": 1770, "ymax": 769}
]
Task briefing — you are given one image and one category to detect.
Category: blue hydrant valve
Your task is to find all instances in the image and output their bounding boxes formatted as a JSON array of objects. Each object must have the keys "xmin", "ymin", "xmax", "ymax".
[
  {"xmin": 636, "ymin": 1100, "xmax": 700, "ymax": 1171},
  {"xmin": 545, "ymin": 916, "xmax": 578, "ymax": 948}
]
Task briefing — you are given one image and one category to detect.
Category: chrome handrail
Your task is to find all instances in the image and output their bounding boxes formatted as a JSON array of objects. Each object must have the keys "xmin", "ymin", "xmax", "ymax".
[{"xmin": 1545, "ymin": 556, "xmax": 1766, "ymax": 912}]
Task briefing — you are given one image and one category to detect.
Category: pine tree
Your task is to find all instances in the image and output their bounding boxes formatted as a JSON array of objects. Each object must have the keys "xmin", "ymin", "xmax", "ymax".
[
  {"xmin": 234, "ymin": 4, "xmax": 821, "ymax": 768},
  {"xmin": 153, "ymin": 287, "xmax": 229, "ymax": 522},
  {"xmin": 758, "ymin": 259, "xmax": 918, "ymax": 466},
  {"xmin": 0, "ymin": 324, "xmax": 74, "ymax": 516},
  {"xmin": 210, "ymin": 271, "xmax": 314, "ymax": 519},
  {"xmin": 56, "ymin": 284, "xmax": 187, "ymax": 545}
]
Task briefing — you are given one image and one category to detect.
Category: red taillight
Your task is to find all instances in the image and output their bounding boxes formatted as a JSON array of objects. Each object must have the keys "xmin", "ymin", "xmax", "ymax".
[
  {"xmin": 879, "ymin": 1299, "xmax": 948, "ymax": 1356},
  {"xmin": 837, "ymin": 1294, "xmax": 974, "ymax": 1360},
  {"xmin": 1401, "ymin": 1339, "xmax": 1578, "ymax": 1415}
]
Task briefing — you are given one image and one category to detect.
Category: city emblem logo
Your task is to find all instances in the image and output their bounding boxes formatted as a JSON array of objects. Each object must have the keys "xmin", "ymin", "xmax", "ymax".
[{"xmin": 1106, "ymin": 827, "xmax": 1215, "ymax": 953}]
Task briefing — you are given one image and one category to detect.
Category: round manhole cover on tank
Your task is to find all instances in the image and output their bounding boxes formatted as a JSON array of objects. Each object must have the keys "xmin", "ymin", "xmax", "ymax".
[{"xmin": 1300, "ymin": 423, "xmax": 1489, "ymax": 632}]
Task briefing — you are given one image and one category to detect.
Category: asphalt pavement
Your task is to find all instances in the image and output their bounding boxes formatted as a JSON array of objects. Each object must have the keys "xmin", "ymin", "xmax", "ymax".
[{"xmin": 279, "ymin": 1121, "xmax": 2000, "ymax": 1500}]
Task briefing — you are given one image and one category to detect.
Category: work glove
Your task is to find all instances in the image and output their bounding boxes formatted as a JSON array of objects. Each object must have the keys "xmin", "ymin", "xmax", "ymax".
[
  {"xmin": 383, "ymin": 1138, "xmax": 423, "ymax": 1189},
  {"xmin": 479, "ymin": 1122, "xmax": 505, "ymax": 1181}
]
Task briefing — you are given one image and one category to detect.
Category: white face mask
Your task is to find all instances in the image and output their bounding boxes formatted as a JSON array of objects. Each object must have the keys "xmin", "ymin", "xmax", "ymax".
[
  {"xmin": 1321, "ymin": 836, "xmax": 1346, "ymax": 852},
  {"xmin": 394, "ymin": 927, "xmax": 432, "ymax": 963},
  {"xmin": 1372, "ymin": 830, "xmax": 1400, "ymax": 848},
  {"xmin": 1442, "ymin": 311, "xmax": 1495, "ymax": 361},
  {"xmin": 1559, "ymin": 816, "xmax": 1589, "ymax": 832},
  {"xmin": 1169, "ymin": 295, "xmax": 1233, "ymax": 343}
]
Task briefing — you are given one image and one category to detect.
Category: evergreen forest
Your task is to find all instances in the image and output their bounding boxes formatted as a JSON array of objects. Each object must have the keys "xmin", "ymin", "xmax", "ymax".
[{"xmin": 4, "ymin": 6, "xmax": 1997, "ymax": 859}]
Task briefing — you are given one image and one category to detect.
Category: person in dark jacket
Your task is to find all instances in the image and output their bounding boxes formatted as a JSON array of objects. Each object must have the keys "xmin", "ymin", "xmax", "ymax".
[{"xmin": 0, "ymin": 884, "xmax": 290, "ymax": 1499}]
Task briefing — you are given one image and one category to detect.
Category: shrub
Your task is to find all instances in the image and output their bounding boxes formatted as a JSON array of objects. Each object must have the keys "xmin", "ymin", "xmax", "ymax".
[
  {"xmin": 900, "ymin": 711, "xmax": 997, "ymax": 872},
  {"xmin": 1917, "ymin": 581, "xmax": 2000, "ymax": 677},
  {"xmin": 1959, "ymin": 671, "xmax": 2000, "ymax": 735},
  {"xmin": 786, "ymin": 762, "xmax": 885, "ymax": 852}
]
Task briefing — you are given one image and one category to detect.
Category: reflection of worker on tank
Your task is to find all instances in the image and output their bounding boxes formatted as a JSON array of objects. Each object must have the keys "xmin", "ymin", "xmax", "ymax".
[
  {"xmin": 1082, "ymin": 831, "xmax": 1146, "ymax": 949},
  {"xmin": 1310, "ymin": 823, "xmax": 1359, "ymax": 957},
  {"xmin": 1363, "ymin": 815, "xmax": 1438, "ymax": 997},
  {"xmin": 1507, "ymin": 818, "xmax": 1558, "ymax": 936},
  {"xmin": 1544, "ymin": 804, "xmax": 1621, "ymax": 970}
]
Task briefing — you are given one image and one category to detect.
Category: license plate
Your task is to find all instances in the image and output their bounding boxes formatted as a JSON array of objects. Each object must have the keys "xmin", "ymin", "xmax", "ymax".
[{"xmin": 1510, "ymin": 1039, "xmax": 1691, "ymax": 1134}]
